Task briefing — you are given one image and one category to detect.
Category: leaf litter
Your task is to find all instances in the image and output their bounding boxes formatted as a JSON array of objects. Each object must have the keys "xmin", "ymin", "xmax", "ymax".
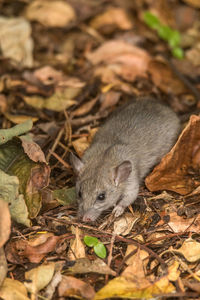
[{"xmin": 1, "ymin": 0, "xmax": 200, "ymax": 299}]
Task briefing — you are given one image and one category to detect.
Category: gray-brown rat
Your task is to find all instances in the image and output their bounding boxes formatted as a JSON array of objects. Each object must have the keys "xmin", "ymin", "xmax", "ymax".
[{"xmin": 71, "ymin": 97, "xmax": 180, "ymax": 222}]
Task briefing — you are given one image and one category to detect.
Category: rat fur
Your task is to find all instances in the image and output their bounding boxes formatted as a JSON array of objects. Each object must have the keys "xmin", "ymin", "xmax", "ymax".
[{"xmin": 71, "ymin": 97, "xmax": 180, "ymax": 222}]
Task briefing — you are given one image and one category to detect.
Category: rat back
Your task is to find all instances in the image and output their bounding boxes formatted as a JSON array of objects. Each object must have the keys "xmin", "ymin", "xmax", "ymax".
[{"xmin": 83, "ymin": 97, "xmax": 180, "ymax": 180}]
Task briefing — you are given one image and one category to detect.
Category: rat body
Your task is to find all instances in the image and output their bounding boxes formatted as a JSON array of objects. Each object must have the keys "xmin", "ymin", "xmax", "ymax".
[{"xmin": 71, "ymin": 97, "xmax": 180, "ymax": 222}]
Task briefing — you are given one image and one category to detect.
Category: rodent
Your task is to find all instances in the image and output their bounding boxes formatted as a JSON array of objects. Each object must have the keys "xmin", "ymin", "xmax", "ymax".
[{"xmin": 71, "ymin": 97, "xmax": 181, "ymax": 222}]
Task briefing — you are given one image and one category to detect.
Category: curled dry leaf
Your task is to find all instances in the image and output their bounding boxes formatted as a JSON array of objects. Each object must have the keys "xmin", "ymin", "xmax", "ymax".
[
  {"xmin": 5, "ymin": 234, "xmax": 61, "ymax": 264},
  {"xmin": 19, "ymin": 135, "xmax": 47, "ymax": 163},
  {"xmin": 25, "ymin": 0, "xmax": 76, "ymax": 27},
  {"xmin": 146, "ymin": 115, "xmax": 200, "ymax": 195},
  {"xmin": 86, "ymin": 40, "xmax": 151, "ymax": 82},
  {"xmin": 90, "ymin": 7, "xmax": 133, "ymax": 32},
  {"xmin": 68, "ymin": 226, "xmax": 85, "ymax": 260},
  {"xmin": 58, "ymin": 275, "xmax": 95, "ymax": 300},
  {"xmin": 71, "ymin": 97, "xmax": 98, "ymax": 117}
]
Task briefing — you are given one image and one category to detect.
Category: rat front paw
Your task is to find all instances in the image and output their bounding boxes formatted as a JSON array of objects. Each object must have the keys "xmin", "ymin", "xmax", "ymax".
[{"xmin": 112, "ymin": 205, "xmax": 125, "ymax": 217}]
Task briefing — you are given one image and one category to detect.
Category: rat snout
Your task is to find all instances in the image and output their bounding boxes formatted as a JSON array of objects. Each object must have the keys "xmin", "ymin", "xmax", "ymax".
[{"xmin": 82, "ymin": 208, "xmax": 101, "ymax": 222}]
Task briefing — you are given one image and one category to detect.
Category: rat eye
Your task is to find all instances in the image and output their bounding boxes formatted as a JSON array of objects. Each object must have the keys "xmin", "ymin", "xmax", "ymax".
[{"xmin": 96, "ymin": 192, "xmax": 106, "ymax": 201}]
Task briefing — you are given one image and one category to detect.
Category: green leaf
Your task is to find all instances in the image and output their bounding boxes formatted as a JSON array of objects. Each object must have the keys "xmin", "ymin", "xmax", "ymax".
[
  {"xmin": 172, "ymin": 47, "xmax": 184, "ymax": 59},
  {"xmin": 0, "ymin": 120, "xmax": 33, "ymax": 145},
  {"xmin": 53, "ymin": 187, "xmax": 76, "ymax": 205},
  {"xmin": 94, "ymin": 242, "xmax": 107, "ymax": 259},
  {"xmin": 158, "ymin": 25, "xmax": 173, "ymax": 41},
  {"xmin": 84, "ymin": 235, "xmax": 99, "ymax": 247},
  {"xmin": 169, "ymin": 30, "xmax": 181, "ymax": 48},
  {"xmin": 143, "ymin": 12, "xmax": 160, "ymax": 30}
]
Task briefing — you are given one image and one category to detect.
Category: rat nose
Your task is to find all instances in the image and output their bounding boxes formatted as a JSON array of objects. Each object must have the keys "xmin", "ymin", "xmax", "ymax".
[{"xmin": 83, "ymin": 215, "xmax": 92, "ymax": 222}]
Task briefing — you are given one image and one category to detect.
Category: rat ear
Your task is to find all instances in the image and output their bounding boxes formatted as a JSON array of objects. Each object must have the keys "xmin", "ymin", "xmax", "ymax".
[
  {"xmin": 113, "ymin": 161, "xmax": 132, "ymax": 186},
  {"xmin": 70, "ymin": 153, "xmax": 84, "ymax": 175}
]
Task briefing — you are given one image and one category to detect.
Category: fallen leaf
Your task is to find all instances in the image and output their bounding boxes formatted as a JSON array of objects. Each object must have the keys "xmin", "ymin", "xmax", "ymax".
[
  {"xmin": 99, "ymin": 91, "xmax": 121, "ymax": 112},
  {"xmin": 146, "ymin": 115, "xmax": 200, "ymax": 195},
  {"xmin": 0, "ymin": 120, "xmax": 33, "ymax": 145},
  {"xmin": 0, "ymin": 170, "xmax": 30, "ymax": 227},
  {"xmin": 0, "ymin": 17, "xmax": 33, "ymax": 67},
  {"xmin": 24, "ymin": 92, "xmax": 77, "ymax": 112},
  {"xmin": 171, "ymin": 238, "xmax": 200, "ymax": 262},
  {"xmin": 68, "ymin": 257, "xmax": 116, "ymax": 276},
  {"xmin": 53, "ymin": 186, "xmax": 76, "ymax": 205},
  {"xmin": 149, "ymin": 59, "xmax": 188, "ymax": 95},
  {"xmin": 125, "ymin": 245, "xmax": 149, "ymax": 266},
  {"xmin": 90, "ymin": 7, "xmax": 133, "ymax": 32},
  {"xmin": 25, "ymin": 0, "xmax": 76, "ymax": 27},
  {"xmin": 95, "ymin": 249, "xmax": 178, "ymax": 299},
  {"xmin": 4, "ymin": 113, "xmax": 38, "ymax": 124},
  {"xmin": 167, "ymin": 212, "xmax": 200, "ymax": 233},
  {"xmin": 72, "ymin": 97, "xmax": 98, "ymax": 117},
  {"xmin": 113, "ymin": 213, "xmax": 138, "ymax": 235},
  {"xmin": 68, "ymin": 226, "xmax": 85, "ymax": 260},
  {"xmin": 86, "ymin": 40, "xmax": 151, "ymax": 81},
  {"xmin": 0, "ymin": 278, "xmax": 29, "ymax": 300},
  {"xmin": 58, "ymin": 275, "xmax": 95, "ymax": 300},
  {"xmin": 6, "ymin": 235, "xmax": 61, "ymax": 264},
  {"xmin": 19, "ymin": 134, "xmax": 47, "ymax": 163},
  {"xmin": 183, "ymin": 0, "xmax": 200, "ymax": 8},
  {"xmin": 24, "ymin": 262, "xmax": 55, "ymax": 294},
  {"xmin": 72, "ymin": 128, "xmax": 98, "ymax": 157},
  {"xmin": 0, "ymin": 200, "xmax": 11, "ymax": 248}
]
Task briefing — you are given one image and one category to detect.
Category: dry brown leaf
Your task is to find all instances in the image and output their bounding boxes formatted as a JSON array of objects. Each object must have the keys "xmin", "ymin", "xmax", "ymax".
[
  {"xmin": 68, "ymin": 226, "xmax": 85, "ymax": 260},
  {"xmin": 0, "ymin": 278, "xmax": 29, "ymax": 300},
  {"xmin": 0, "ymin": 94, "xmax": 7, "ymax": 114},
  {"xmin": 99, "ymin": 91, "xmax": 121, "ymax": 112},
  {"xmin": 58, "ymin": 275, "xmax": 95, "ymax": 300},
  {"xmin": 72, "ymin": 128, "xmax": 98, "ymax": 157},
  {"xmin": 113, "ymin": 213, "xmax": 139, "ymax": 236},
  {"xmin": 167, "ymin": 212, "xmax": 200, "ymax": 233},
  {"xmin": 6, "ymin": 235, "xmax": 61, "ymax": 264},
  {"xmin": 0, "ymin": 200, "xmax": 11, "ymax": 248},
  {"xmin": 145, "ymin": 115, "xmax": 200, "ymax": 195},
  {"xmin": 4, "ymin": 113, "xmax": 38, "ymax": 124},
  {"xmin": 0, "ymin": 17, "xmax": 33, "ymax": 67},
  {"xmin": 86, "ymin": 40, "xmax": 150, "ymax": 82},
  {"xmin": 149, "ymin": 59, "xmax": 188, "ymax": 95},
  {"xmin": 90, "ymin": 7, "xmax": 133, "ymax": 32},
  {"xmin": 19, "ymin": 136, "xmax": 47, "ymax": 163},
  {"xmin": 68, "ymin": 257, "xmax": 116, "ymax": 276},
  {"xmin": 25, "ymin": 0, "xmax": 76, "ymax": 27},
  {"xmin": 125, "ymin": 244, "xmax": 149, "ymax": 266},
  {"xmin": 171, "ymin": 238, "xmax": 200, "ymax": 262},
  {"xmin": 183, "ymin": 0, "xmax": 200, "ymax": 8},
  {"xmin": 95, "ymin": 249, "xmax": 176, "ymax": 299},
  {"xmin": 71, "ymin": 97, "xmax": 98, "ymax": 117}
]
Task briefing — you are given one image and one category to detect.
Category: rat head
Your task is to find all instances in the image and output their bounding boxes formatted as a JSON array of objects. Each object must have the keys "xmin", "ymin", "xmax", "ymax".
[{"xmin": 70, "ymin": 153, "xmax": 132, "ymax": 222}]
